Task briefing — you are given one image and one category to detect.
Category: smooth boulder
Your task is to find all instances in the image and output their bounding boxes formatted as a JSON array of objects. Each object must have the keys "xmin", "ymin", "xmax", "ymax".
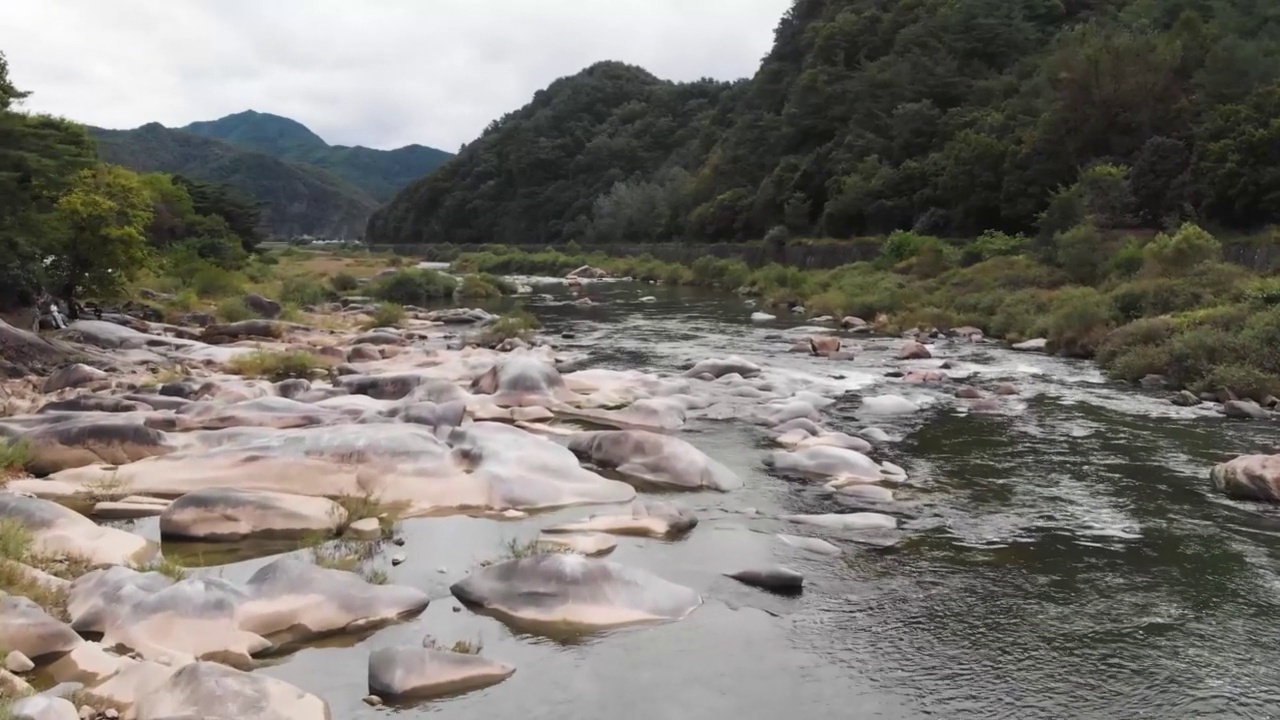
[
  {"xmin": 159, "ymin": 488, "xmax": 347, "ymax": 542},
  {"xmin": 544, "ymin": 499, "xmax": 697, "ymax": 539},
  {"xmin": 566, "ymin": 430, "xmax": 742, "ymax": 491},
  {"xmin": 367, "ymin": 646, "xmax": 515, "ymax": 700},
  {"xmin": 726, "ymin": 566, "xmax": 804, "ymax": 594},
  {"xmin": 1211, "ymin": 454, "xmax": 1280, "ymax": 502},
  {"xmin": 134, "ymin": 661, "xmax": 329, "ymax": 720},
  {"xmin": 0, "ymin": 595, "xmax": 81, "ymax": 662},
  {"xmin": 451, "ymin": 553, "xmax": 702, "ymax": 629}
]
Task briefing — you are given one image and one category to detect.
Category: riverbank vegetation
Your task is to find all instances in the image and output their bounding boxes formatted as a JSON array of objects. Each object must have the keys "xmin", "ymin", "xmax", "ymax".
[{"xmin": 452, "ymin": 224, "xmax": 1280, "ymax": 400}]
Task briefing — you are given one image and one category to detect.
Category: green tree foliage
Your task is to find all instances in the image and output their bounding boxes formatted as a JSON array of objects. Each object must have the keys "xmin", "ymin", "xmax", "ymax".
[
  {"xmin": 0, "ymin": 51, "xmax": 96, "ymax": 308},
  {"xmin": 45, "ymin": 164, "xmax": 153, "ymax": 313},
  {"xmin": 369, "ymin": 0, "xmax": 1280, "ymax": 246},
  {"xmin": 90, "ymin": 123, "xmax": 375, "ymax": 239}
]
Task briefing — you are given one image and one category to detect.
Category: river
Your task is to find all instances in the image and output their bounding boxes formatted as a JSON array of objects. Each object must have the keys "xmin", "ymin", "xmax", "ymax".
[{"xmin": 188, "ymin": 278, "xmax": 1280, "ymax": 718}]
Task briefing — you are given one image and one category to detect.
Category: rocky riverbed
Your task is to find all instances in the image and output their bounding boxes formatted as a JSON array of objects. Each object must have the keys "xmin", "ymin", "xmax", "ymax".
[{"xmin": 0, "ymin": 268, "xmax": 1278, "ymax": 719}]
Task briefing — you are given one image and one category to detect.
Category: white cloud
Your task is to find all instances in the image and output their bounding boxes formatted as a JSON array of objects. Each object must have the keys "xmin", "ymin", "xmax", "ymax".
[{"xmin": 0, "ymin": 0, "xmax": 792, "ymax": 151}]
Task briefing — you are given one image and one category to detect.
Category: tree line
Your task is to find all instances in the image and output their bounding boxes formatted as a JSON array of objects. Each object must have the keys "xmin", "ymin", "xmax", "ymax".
[
  {"xmin": 368, "ymin": 0, "xmax": 1280, "ymax": 250},
  {"xmin": 0, "ymin": 52, "xmax": 263, "ymax": 315}
]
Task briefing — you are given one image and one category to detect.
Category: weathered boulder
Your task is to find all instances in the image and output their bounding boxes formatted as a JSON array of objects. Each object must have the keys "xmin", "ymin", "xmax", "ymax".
[
  {"xmin": 544, "ymin": 499, "xmax": 696, "ymax": 539},
  {"xmin": 159, "ymin": 488, "xmax": 347, "ymax": 542},
  {"xmin": 776, "ymin": 534, "xmax": 841, "ymax": 556},
  {"xmin": 469, "ymin": 354, "xmax": 572, "ymax": 407},
  {"xmin": 768, "ymin": 445, "xmax": 885, "ymax": 481},
  {"xmin": 1171, "ymin": 390, "xmax": 1201, "ymax": 407},
  {"xmin": 566, "ymin": 430, "xmax": 742, "ymax": 491},
  {"xmin": 18, "ymin": 419, "xmax": 172, "ymax": 475},
  {"xmin": 367, "ymin": 646, "xmax": 515, "ymax": 700},
  {"xmin": 67, "ymin": 567, "xmax": 175, "ymax": 634},
  {"xmin": 566, "ymin": 265, "xmax": 609, "ymax": 280},
  {"xmin": 346, "ymin": 344, "xmax": 383, "ymax": 362},
  {"xmin": 0, "ymin": 493, "xmax": 154, "ymax": 565},
  {"xmin": 807, "ymin": 336, "xmax": 841, "ymax": 357},
  {"xmin": 238, "ymin": 556, "xmax": 430, "ymax": 646},
  {"xmin": 101, "ymin": 576, "xmax": 269, "ymax": 665},
  {"xmin": 897, "ymin": 341, "xmax": 931, "ymax": 360},
  {"xmin": 200, "ymin": 320, "xmax": 282, "ymax": 342},
  {"xmin": 840, "ymin": 316, "xmax": 867, "ymax": 329},
  {"xmin": 1011, "ymin": 338, "xmax": 1048, "ymax": 352},
  {"xmin": 683, "ymin": 356, "xmax": 761, "ymax": 379},
  {"xmin": 955, "ymin": 386, "xmax": 983, "ymax": 399},
  {"xmin": 36, "ymin": 396, "xmax": 148, "ymax": 414},
  {"xmin": 243, "ymin": 294, "xmax": 282, "ymax": 319},
  {"xmin": 134, "ymin": 661, "xmax": 330, "ymax": 720},
  {"xmin": 350, "ymin": 332, "xmax": 401, "ymax": 346},
  {"xmin": 0, "ymin": 595, "xmax": 81, "ymax": 662},
  {"xmin": 451, "ymin": 554, "xmax": 701, "ymax": 629},
  {"xmin": 1211, "ymin": 455, "xmax": 1280, "ymax": 502},
  {"xmin": 1223, "ymin": 400, "xmax": 1268, "ymax": 419},
  {"xmin": 42, "ymin": 364, "xmax": 108, "ymax": 393}
]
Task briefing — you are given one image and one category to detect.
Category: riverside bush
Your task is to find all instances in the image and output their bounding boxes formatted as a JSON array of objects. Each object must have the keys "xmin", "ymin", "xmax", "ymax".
[{"xmin": 370, "ymin": 268, "xmax": 457, "ymax": 305}]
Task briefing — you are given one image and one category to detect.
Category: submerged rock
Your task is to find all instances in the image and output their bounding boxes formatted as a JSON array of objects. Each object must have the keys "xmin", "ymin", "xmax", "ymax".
[
  {"xmin": 535, "ymin": 532, "xmax": 617, "ymax": 556},
  {"xmin": 1211, "ymin": 454, "xmax": 1280, "ymax": 502},
  {"xmin": 367, "ymin": 646, "xmax": 515, "ymax": 700},
  {"xmin": 776, "ymin": 534, "xmax": 841, "ymax": 556},
  {"xmin": 781, "ymin": 512, "xmax": 898, "ymax": 531},
  {"xmin": 1171, "ymin": 390, "xmax": 1201, "ymax": 407},
  {"xmin": 1011, "ymin": 338, "xmax": 1048, "ymax": 352},
  {"xmin": 683, "ymin": 356, "xmax": 761, "ymax": 379},
  {"xmin": 544, "ymin": 499, "xmax": 697, "ymax": 539},
  {"xmin": 1223, "ymin": 400, "xmax": 1268, "ymax": 419},
  {"xmin": 726, "ymin": 566, "xmax": 804, "ymax": 594},
  {"xmin": 451, "ymin": 554, "xmax": 701, "ymax": 630}
]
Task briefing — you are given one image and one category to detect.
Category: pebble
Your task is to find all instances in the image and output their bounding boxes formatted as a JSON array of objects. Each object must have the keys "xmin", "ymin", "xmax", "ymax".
[
  {"xmin": 105, "ymin": 710, "xmax": 120, "ymax": 720},
  {"xmin": 392, "ymin": 537, "xmax": 406, "ymax": 546},
  {"xmin": 79, "ymin": 706, "xmax": 95, "ymax": 720},
  {"xmin": 4, "ymin": 650, "xmax": 33, "ymax": 673},
  {"xmin": 437, "ymin": 567, "xmax": 448, "ymax": 574},
  {"xmin": 363, "ymin": 695, "xmax": 383, "ymax": 707},
  {"xmin": 391, "ymin": 553, "xmax": 406, "ymax": 566},
  {"xmin": 453, "ymin": 605, "xmax": 462, "ymax": 612}
]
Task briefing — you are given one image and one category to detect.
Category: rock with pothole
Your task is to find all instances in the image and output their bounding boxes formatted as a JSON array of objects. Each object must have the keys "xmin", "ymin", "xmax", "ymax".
[
  {"xmin": 725, "ymin": 566, "xmax": 804, "ymax": 594},
  {"xmin": 566, "ymin": 430, "xmax": 742, "ymax": 491},
  {"xmin": 101, "ymin": 577, "xmax": 269, "ymax": 666},
  {"xmin": 134, "ymin": 661, "xmax": 329, "ymax": 720},
  {"xmin": 159, "ymin": 488, "xmax": 347, "ymax": 542},
  {"xmin": 367, "ymin": 646, "xmax": 515, "ymax": 700},
  {"xmin": 67, "ymin": 567, "xmax": 175, "ymax": 634},
  {"xmin": 238, "ymin": 556, "xmax": 429, "ymax": 646},
  {"xmin": 0, "ymin": 493, "xmax": 154, "ymax": 566},
  {"xmin": 469, "ymin": 353, "xmax": 575, "ymax": 407},
  {"xmin": 451, "ymin": 554, "xmax": 701, "ymax": 630},
  {"xmin": 0, "ymin": 596, "xmax": 81, "ymax": 663},
  {"xmin": 543, "ymin": 499, "xmax": 697, "ymax": 539},
  {"xmin": 535, "ymin": 533, "xmax": 617, "ymax": 556}
]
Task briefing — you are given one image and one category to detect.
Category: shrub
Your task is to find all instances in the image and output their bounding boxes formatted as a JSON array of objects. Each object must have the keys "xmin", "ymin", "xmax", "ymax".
[
  {"xmin": 227, "ymin": 350, "xmax": 323, "ymax": 381},
  {"xmin": 1096, "ymin": 317, "xmax": 1177, "ymax": 367},
  {"xmin": 279, "ymin": 275, "xmax": 330, "ymax": 306},
  {"xmin": 365, "ymin": 303, "xmax": 405, "ymax": 330},
  {"xmin": 1053, "ymin": 222, "xmax": 1108, "ymax": 284},
  {"xmin": 473, "ymin": 309, "xmax": 540, "ymax": 347},
  {"xmin": 1242, "ymin": 276, "xmax": 1280, "ymax": 306},
  {"xmin": 1046, "ymin": 287, "xmax": 1116, "ymax": 357},
  {"xmin": 457, "ymin": 273, "xmax": 515, "ymax": 299},
  {"xmin": 990, "ymin": 289, "xmax": 1055, "ymax": 341},
  {"xmin": 331, "ymin": 272, "xmax": 360, "ymax": 293},
  {"xmin": 1142, "ymin": 222, "xmax": 1222, "ymax": 276},
  {"xmin": 1104, "ymin": 343, "xmax": 1175, "ymax": 382},
  {"xmin": 371, "ymin": 269, "xmax": 458, "ymax": 305},
  {"xmin": 216, "ymin": 297, "xmax": 258, "ymax": 322},
  {"xmin": 1162, "ymin": 327, "xmax": 1251, "ymax": 388},
  {"xmin": 0, "ymin": 439, "xmax": 30, "ymax": 478},
  {"xmin": 189, "ymin": 265, "xmax": 244, "ymax": 298},
  {"xmin": 961, "ymin": 230, "xmax": 1029, "ymax": 266}
]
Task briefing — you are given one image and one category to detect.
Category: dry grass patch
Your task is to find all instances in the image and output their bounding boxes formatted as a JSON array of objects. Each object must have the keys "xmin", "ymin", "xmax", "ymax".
[{"xmin": 227, "ymin": 350, "xmax": 326, "ymax": 382}]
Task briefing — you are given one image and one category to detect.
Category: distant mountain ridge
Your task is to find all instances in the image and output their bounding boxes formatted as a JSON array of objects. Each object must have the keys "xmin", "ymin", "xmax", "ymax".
[
  {"xmin": 90, "ymin": 123, "xmax": 377, "ymax": 239},
  {"xmin": 89, "ymin": 111, "xmax": 453, "ymax": 239},
  {"xmin": 182, "ymin": 110, "xmax": 453, "ymax": 202}
]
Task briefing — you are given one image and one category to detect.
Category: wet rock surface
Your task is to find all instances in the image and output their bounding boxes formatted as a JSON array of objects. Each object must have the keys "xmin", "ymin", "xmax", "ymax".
[{"xmin": 0, "ymin": 275, "xmax": 1272, "ymax": 719}]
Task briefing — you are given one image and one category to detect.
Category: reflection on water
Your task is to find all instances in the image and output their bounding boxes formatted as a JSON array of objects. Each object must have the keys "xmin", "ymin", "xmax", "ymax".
[{"xmin": 236, "ymin": 279, "xmax": 1280, "ymax": 718}]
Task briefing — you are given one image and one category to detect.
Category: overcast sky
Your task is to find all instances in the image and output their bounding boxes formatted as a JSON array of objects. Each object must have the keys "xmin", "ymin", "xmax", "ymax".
[{"xmin": 0, "ymin": 0, "xmax": 791, "ymax": 152}]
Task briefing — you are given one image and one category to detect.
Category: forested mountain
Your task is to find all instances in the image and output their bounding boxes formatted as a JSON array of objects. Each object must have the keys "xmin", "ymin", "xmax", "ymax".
[
  {"xmin": 91, "ymin": 123, "xmax": 377, "ymax": 238},
  {"xmin": 183, "ymin": 110, "xmax": 453, "ymax": 201},
  {"xmin": 368, "ymin": 0, "xmax": 1280, "ymax": 246}
]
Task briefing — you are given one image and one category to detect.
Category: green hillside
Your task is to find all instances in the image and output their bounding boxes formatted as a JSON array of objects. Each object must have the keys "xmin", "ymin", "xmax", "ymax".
[
  {"xmin": 367, "ymin": 0, "xmax": 1280, "ymax": 246},
  {"xmin": 184, "ymin": 110, "xmax": 453, "ymax": 201},
  {"xmin": 90, "ymin": 123, "xmax": 377, "ymax": 239}
]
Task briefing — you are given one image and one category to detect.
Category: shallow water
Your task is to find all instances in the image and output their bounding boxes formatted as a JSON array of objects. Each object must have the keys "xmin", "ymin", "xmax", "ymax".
[{"xmin": 189, "ymin": 280, "xmax": 1280, "ymax": 718}]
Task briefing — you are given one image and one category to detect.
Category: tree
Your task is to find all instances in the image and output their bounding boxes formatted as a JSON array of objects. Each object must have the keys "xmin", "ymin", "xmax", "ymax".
[{"xmin": 44, "ymin": 165, "xmax": 153, "ymax": 316}]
